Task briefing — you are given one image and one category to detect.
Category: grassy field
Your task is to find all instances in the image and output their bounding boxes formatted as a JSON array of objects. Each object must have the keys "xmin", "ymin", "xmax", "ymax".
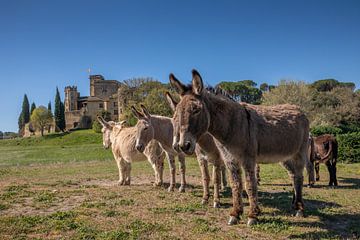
[{"xmin": 0, "ymin": 130, "xmax": 359, "ymax": 239}]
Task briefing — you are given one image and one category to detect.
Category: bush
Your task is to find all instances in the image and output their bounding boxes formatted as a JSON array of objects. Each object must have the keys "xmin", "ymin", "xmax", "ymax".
[
  {"xmin": 337, "ymin": 132, "xmax": 360, "ymax": 163},
  {"xmin": 310, "ymin": 125, "xmax": 343, "ymax": 136},
  {"xmin": 92, "ymin": 121, "xmax": 102, "ymax": 133}
]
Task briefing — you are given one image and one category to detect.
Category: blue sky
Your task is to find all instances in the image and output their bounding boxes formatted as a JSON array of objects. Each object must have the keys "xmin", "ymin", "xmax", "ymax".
[{"xmin": 1, "ymin": 0, "xmax": 359, "ymax": 132}]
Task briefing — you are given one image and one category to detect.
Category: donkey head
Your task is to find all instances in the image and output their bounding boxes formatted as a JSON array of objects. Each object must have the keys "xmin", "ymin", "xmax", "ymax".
[
  {"xmin": 131, "ymin": 105, "xmax": 154, "ymax": 153},
  {"xmin": 169, "ymin": 69, "xmax": 210, "ymax": 155},
  {"xmin": 97, "ymin": 116, "xmax": 126, "ymax": 149}
]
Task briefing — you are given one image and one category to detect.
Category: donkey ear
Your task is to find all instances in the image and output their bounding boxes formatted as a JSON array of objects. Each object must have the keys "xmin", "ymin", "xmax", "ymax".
[
  {"xmin": 131, "ymin": 106, "xmax": 144, "ymax": 119},
  {"xmin": 165, "ymin": 92, "xmax": 178, "ymax": 112},
  {"xmin": 119, "ymin": 120, "xmax": 127, "ymax": 127},
  {"xmin": 140, "ymin": 104, "xmax": 151, "ymax": 118},
  {"xmin": 191, "ymin": 69, "xmax": 203, "ymax": 95},
  {"xmin": 169, "ymin": 73, "xmax": 186, "ymax": 95},
  {"xmin": 97, "ymin": 116, "xmax": 110, "ymax": 128}
]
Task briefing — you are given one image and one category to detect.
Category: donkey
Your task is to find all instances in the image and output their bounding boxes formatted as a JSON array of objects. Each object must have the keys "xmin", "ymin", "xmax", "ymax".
[
  {"xmin": 131, "ymin": 106, "xmax": 187, "ymax": 192},
  {"xmin": 97, "ymin": 116, "xmax": 165, "ymax": 186},
  {"xmin": 169, "ymin": 70, "xmax": 309, "ymax": 226},
  {"xmin": 132, "ymin": 104, "xmax": 227, "ymax": 207},
  {"xmin": 312, "ymin": 134, "xmax": 338, "ymax": 186}
]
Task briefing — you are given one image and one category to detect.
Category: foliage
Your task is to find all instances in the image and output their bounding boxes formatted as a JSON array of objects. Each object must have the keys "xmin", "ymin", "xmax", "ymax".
[
  {"xmin": 337, "ymin": 132, "xmax": 360, "ymax": 163},
  {"xmin": 30, "ymin": 102, "xmax": 36, "ymax": 115},
  {"xmin": 262, "ymin": 80, "xmax": 314, "ymax": 118},
  {"xmin": 311, "ymin": 79, "xmax": 355, "ymax": 92},
  {"xmin": 54, "ymin": 87, "xmax": 66, "ymax": 132},
  {"xmin": 18, "ymin": 94, "xmax": 30, "ymax": 133},
  {"xmin": 92, "ymin": 110, "xmax": 111, "ymax": 133},
  {"xmin": 30, "ymin": 106, "xmax": 54, "ymax": 136},
  {"xmin": 216, "ymin": 80, "xmax": 262, "ymax": 104},
  {"xmin": 119, "ymin": 80, "xmax": 174, "ymax": 125},
  {"xmin": 263, "ymin": 80, "xmax": 360, "ymax": 127},
  {"xmin": 311, "ymin": 125, "xmax": 343, "ymax": 136}
]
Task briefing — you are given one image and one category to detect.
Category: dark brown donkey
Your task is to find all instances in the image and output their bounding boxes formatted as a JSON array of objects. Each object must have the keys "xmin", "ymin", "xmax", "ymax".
[
  {"xmin": 170, "ymin": 70, "xmax": 309, "ymax": 226},
  {"xmin": 310, "ymin": 134, "xmax": 338, "ymax": 186}
]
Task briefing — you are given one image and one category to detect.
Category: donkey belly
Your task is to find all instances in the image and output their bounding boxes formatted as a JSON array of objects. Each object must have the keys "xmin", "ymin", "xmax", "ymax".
[{"xmin": 256, "ymin": 154, "xmax": 294, "ymax": 164}]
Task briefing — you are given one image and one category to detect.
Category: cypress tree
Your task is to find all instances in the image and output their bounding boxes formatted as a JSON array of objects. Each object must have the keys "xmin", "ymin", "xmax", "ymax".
[
  {"xmin": 22, "ymin": 94, "xmax": 30, "ymax": 124},
  {"xmin": 18, "ymin": 94, "xmax": 30, "ymax": 132},
  {"xmin": 47, "ymin": 101, "xmax": 51, "ymax": 112},
  {"xmin": 30, "ymin": 102, "xmax": 36, "ymax": 115},
  {"xmin": 54, "ymin": 87, "xmax": 66, "ymax": 131}
]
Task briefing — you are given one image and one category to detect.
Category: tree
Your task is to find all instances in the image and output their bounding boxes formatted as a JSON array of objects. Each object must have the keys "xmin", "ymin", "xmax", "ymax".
[
  {"xmin": 30, "ymin": 102, "xmax": 36, "ymax": 115},
  {"xmin": 93, "ymin": 110, "xmax": 111, "ymax": 133},
  {"xmin": 47, "ymin": 101, "xmax": 51, "ymax": 112},
  {"xmin": 54, "ymin": 87, "xmax": 66, "ymax": 131},
  {"xmin": 18, "ymin": 94, "xmax": 30, "ymax": 133},
  {"xmin": 216, "ymin": 81, "xmax": 262, "ymax": 104},
  {"xmin": 30, "ymin": 106, "xmax": 54, "ymax": 136}
]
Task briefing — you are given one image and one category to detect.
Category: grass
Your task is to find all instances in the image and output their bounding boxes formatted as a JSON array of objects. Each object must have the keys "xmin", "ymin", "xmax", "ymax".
[{"xmin": 1, "ymin": 130, "xmax": 360, "ymax": 239}]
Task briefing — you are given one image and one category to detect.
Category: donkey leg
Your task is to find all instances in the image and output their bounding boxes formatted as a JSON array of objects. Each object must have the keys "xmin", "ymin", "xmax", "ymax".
[
  {"xmin": 315, "ymin": 162, "xmax": 320, "ymax": 181},
  {"xmin": 166, "ymin": 153, "xmax": 176, "ymax": 192},
  {"xmin": 326, "ymin": 160, "xmax": 335, "ymax": 186},
  {"xmin": 282, "ymin": 156, "xmax": 305, "ymax": 217},
  {"xmin": 116, "ymin": 157, "xmax": 126, "ymax": 185},
  {"xmin": 305, "ymin": 157, "xmax": 315, "ymax": 187},
  {"xmin": 256, "ymin": 164, "xmax": 261, "ymax": 185},
  {"xmin": 197, "ymin": 155, "xmax": 210, "ymax": 205},
  {"xmin": 243, "ymin": 161, "xmax": 260, "ymax": 226},
  {"xmin": 225, "ymin": 161, "xmax": 243, "ymax": 225},
  {"xmin": 124, "ymin": 161, "xmax": 132, "ymax": 185},
  {"xmin": 333, "ymin": 160, "xmax": 338, "ymax": 186},
  {"xmin": 220, "ymin": 165, "xmax": 228, "ymax": 190},
  {"xmin": 178, "ymin": 154, "xmax": 186, "ymax": 192},
  {"xmin": 212, "ymin": 164, "xmax": 221, "ymax": 208}
]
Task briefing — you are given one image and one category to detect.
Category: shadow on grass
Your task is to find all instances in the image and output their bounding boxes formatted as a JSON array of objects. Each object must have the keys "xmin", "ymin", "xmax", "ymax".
[
  {"xmin": 43, "ymin": 132, "xmax": 70, "ymax": 140},
  {"xmin": 258, "ymin": 191, "xmax": 359, "ymax": 239}
]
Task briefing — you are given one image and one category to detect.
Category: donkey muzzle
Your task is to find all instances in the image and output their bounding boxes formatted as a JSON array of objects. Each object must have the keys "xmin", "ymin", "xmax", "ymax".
[{"xmin": 136, "ymin": 143, "xmax": 145, "ymax": 152}]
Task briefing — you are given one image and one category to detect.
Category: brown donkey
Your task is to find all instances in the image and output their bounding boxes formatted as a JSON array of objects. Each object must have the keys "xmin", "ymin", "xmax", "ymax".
[
  {"xmin": 97, "ymin": 116, "xmax": 165, "ymax": 186},
  {"xmin": 132, "ymin": 104, "xmax": 227, "ymax": 207},
  {"xmin": 170, "ymin": 70, "xmax": 309, "ymax": 226},
  {"xmin": 131, "ymin": 106, "xmax": 187, "ymax": 192}
]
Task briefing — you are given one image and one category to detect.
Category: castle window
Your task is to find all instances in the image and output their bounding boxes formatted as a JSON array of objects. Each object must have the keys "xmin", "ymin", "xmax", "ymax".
[
  {"xmin": 99, "ymin": 103, "xmax": 104, "ymax": 108},
  {"xmin": 114, "ymin": 110, "xmax": 118, "ymax": 115},
  {"xmin": 113, "ymin": 102, "xmax": 117, "ymax": 107}
]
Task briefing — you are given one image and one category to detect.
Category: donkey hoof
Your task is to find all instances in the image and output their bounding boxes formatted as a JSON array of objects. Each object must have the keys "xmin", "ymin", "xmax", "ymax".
[
  {"xmin": 117, "ymin": 180, "xmax": 125, "ymax": 186},
  {"xmin": 227, "ymin": 216, "xmax": 239, "ymax": 225},
  {"xmin": 178, "ymin": 186, "xmax": 185, "ymax": 193},
  {"xmin": 201, "ymin": 199, "xmax": 208, "ymax": 205},
  {"xmin": 247, "ymin": 218, "xmax": 258, "ymax": 226},
  {"xmin": 213, "ymin": 202, "xmax": 220, "ymax": 208},
  {"xmin": 295, "ymin": 210, "xmax": 304, "ymax": 218},
  {"xmin": 167, "ymin": 186, "xmax": 174, "ymax": 192}
]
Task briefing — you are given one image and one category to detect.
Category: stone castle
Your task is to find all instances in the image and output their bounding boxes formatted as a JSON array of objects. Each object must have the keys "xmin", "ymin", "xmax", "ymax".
[{"xmin": 64, "ymin": 75, "xmax": 127, "ymax": 130}]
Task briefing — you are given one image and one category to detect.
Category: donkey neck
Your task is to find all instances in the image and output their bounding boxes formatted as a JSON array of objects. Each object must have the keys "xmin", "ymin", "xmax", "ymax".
[
  {"xmin": 149, "ymin": 115, "xmax": 174, "ymax": 149},
  {"xmin": 203, "ymin": 92, "xmax": 248, "ymax": 144}
]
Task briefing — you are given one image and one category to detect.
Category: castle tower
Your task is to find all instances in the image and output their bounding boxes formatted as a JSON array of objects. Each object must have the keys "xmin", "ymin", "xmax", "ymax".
[
  {"xmin": 90, "ymin": 75, "xmax": 105, "ymax": 97},
  {"xmin": 64, "ymin": 86, "xmax": 79, "ymax": 112}
]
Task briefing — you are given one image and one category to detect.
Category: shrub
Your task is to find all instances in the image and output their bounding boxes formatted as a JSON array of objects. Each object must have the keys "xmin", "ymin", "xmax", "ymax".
[
  {"xmin": 337, "ymin": 132, "xmax": 360, "ymax": 163},
  {"xmin": 310, "ymin": 125, "xmax": 343, "ymax": 136}
]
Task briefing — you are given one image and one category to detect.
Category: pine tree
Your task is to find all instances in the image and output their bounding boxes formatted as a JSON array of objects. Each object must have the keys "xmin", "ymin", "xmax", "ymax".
[
  {"xmin": 30, "ymin": 102, "xmax": 36, "ymax": 115},
  {"xmin": 54, "ymin": 88, "xmax": 66, "ymax": 131}
]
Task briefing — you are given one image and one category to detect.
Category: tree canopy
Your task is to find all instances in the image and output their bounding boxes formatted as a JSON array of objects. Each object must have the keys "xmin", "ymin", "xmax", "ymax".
[{"xmin": 30, "ymin": 106, "xmax": 54, "ymax": 136}]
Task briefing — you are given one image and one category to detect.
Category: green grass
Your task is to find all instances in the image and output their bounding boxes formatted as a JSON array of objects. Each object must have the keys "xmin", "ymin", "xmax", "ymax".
[
  {"xmin": 0, "ymin": 129, "xmax": 360, "ymax": 239},
  {"xmin": 0, "ymin": 130, "xmax": 113, "ymax": 166}
]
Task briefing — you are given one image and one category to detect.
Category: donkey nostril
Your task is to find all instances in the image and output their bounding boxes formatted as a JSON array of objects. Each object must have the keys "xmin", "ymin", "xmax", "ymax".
[
  {"xmin": 181, "ymin": 141, "xmax": 192, "ymax": 152},
  {"xmin": 136, "ymin": 144, "xmax": 144, "ymax": 152}
]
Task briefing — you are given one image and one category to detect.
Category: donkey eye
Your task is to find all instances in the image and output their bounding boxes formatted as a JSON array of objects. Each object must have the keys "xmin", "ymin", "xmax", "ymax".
[
  {"xmin": 193, "ymin": 108, "xmax": 201, "ymax": 114},
  {"xmin": 144, "ymin": 127, "xmax": 148, "ymax": 130}
]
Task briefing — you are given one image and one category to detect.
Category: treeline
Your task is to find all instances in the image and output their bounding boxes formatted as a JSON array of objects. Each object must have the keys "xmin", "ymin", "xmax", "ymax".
[{"xmin": 18, "ymin": 88, "xmax": 66, "ymax": 136}]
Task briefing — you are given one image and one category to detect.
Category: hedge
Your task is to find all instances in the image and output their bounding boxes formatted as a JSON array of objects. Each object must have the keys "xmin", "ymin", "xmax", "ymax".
[
  {"xmin": 337, "ymin": 132, "xmax": 360, "ymax": 163},
  {"xmin": 310, "ymin": 125, "xmax": 343, "ymax": 136}
]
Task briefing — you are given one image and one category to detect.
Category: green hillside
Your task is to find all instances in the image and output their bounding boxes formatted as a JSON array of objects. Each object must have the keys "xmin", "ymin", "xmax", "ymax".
[{"xmin": 0, "ymin": 130, "xmax": 113, "ymax": 166}]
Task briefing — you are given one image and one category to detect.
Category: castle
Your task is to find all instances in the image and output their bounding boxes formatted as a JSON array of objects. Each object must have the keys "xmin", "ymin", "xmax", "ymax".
[{"xmin": 64, "ymin": 75, "xmax": 126, "ymax": 130}]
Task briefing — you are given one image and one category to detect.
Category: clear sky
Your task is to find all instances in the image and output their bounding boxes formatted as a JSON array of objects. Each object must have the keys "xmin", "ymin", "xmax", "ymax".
[{"xmin": 1, "ymin": 0, "xmax": 359, "ymax": 132}]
